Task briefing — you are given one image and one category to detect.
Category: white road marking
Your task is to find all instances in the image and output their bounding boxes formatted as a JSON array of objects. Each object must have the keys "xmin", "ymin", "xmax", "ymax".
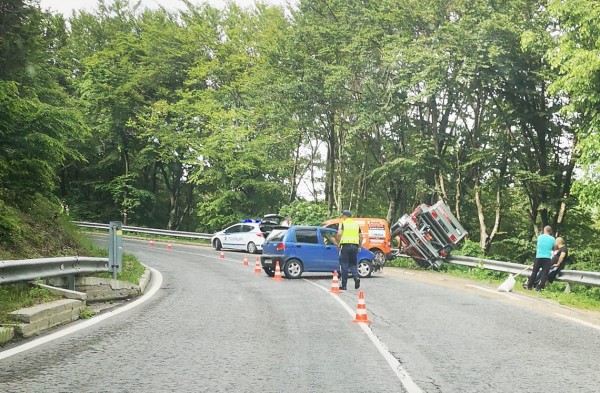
[
  {"xmin": 0, "ymin": 267, "xmax": 163, "ymax": 361},
  {"xmin": 554, "ymin": 313, "xmax": 600, "ymax": 331},
  {"xmin": 466, "ymin": 284, "xmax": 521, "ymax": 300},
  {"xmin": 304, "ymin": 279, "xmax": 424, "ymax": 393}
]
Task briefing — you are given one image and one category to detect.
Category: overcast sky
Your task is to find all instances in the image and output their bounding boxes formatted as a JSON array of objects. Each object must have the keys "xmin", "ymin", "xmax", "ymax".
[{"xmin": 39, "ymin": 0, "xmax": 290, "ymax": 16}]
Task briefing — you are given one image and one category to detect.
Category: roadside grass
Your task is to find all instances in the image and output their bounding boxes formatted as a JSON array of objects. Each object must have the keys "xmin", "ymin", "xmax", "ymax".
[
  {"xmin": 0, "ymin": 283, "xmax": 62, "ymax": 324},
  {"xmin": 386, "ymin": 257, "xmax": 600, "ymax": 311}
]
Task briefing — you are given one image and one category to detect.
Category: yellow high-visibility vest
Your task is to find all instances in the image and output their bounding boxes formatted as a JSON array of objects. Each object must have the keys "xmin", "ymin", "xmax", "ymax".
[{"xmin": 340, "ymin": 219, "xmax": 360, "ymax": 245}]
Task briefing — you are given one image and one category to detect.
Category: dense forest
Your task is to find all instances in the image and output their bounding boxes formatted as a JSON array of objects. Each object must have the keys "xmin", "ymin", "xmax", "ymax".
[{"xmin": 1, "ymin": 0, "xmax": 599, "ymax": 267}]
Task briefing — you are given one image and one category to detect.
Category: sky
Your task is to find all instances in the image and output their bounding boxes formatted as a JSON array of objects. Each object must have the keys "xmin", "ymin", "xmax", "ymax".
[{"xmin": 39, "ymin": 0, "xmax": 290, "ymax": 16}]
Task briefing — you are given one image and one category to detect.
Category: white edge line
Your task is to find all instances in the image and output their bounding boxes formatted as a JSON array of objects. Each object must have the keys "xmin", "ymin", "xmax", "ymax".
[
  {"xmin": 0, "ymin": 267, "xmax": 163, "ymax": 361},
  {"xmin": 466, "ymin": 284, "xmax": 521, "ymax": 300},
  {"xmin": 303, "ymin": 279, "xmax": 424, "ymax": 393},
  {"xmin": 553, "ymin": 313, "xmax": 600, "ymax": 331}
]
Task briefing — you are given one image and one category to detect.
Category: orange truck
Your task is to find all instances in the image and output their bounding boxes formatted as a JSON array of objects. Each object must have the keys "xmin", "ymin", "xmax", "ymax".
[{"xmin": 321, "ymin": 217, "xmax": 392, "ymax": 271}]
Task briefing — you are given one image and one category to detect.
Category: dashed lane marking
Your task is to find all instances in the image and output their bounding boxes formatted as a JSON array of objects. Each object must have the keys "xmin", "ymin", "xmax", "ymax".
[{"xmin": 304, "ymin": 279, "xmax": 424, "ymax": 393}]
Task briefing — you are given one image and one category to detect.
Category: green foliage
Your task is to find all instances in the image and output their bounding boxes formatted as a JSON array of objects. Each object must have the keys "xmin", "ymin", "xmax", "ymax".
[
  {"xmin": 79, "ymin": 307, "xmax": 96, "ymax": 319},
  {"xmin": 454, "ymin": 239, "xmax": 486, "ymax": 258},
  {"xmin": 279, "ymin": 200, "xmax": 330, "ymax": 226},
  {"xmin": 569, "ymin": 248, "xmax": 600, "ymax": 273},
  {"xmin": 488, "ymin": 238, "xmax": 536, "ymax": 264},
  {"xmin": 0, "ymin": 196, "xmax": 88, "ymax": 259}
]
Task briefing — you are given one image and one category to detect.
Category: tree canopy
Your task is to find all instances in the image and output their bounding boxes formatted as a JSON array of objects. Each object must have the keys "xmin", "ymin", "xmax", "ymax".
[{"xmin": 1, "ymin": 0, "xmax": 599, "ymax": 267}]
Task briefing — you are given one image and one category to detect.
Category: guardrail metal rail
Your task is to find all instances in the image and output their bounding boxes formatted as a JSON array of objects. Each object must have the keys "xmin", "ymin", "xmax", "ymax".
[
  {"xmin": 0, "ymin": 257, "xmax": 109, "ymax": 289},
  {"xmin": 74, "ymin": 221, "xmax": 212, "ymax": 240}
]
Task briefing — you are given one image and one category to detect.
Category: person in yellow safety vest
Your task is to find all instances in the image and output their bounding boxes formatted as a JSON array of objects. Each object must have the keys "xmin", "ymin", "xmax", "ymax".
[{"xmin": 336, "ymin": 210, "xmax": 363, "ymax": 290}]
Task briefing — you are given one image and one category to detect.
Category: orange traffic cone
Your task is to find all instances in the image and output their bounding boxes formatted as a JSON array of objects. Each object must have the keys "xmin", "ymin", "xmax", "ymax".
[
  {"xmin": 243, "ymin": 257, "xmax": 249, "ymax": 267},
  {"xmin": 329, "ymin": 271, "xmax": 341, "ymax": 294},
  {"xmin": 149, "ymin": 240, "xmax": 154, "ymax": 247},
  {"xmin": 167, "ymin": 243, "xmax": 172, "ymax": 250},
  {"xmin": 254, "ymin": 258, "xmax": 262, "ymax": 274},
  {"xmin": 219, "ymin": 251, "xmax": 224, "ymax": 259},
  {"xmin": 273, "ymin": 261, "xmax": 284, "ymax": 281},
  {"xmin": 352, "ymin": 290, "xmax": 372, "ymax": 324}
]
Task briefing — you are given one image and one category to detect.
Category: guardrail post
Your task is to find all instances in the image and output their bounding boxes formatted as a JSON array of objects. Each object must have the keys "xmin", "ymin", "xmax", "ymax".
[
  {"xmin": 66, "ymin": 275, "xmax": 75, "ymax": 291},
  {"xmin": 564, "ymin": 282, "xmax": 572, "ymax": 293},
  {"xmin": 108, "ymin": 221, "xmax": 123, "ymax": 280}
]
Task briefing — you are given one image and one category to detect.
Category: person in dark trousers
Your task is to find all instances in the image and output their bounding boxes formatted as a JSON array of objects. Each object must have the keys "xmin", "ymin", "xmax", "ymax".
[
  {"xmin": 526, "ymin": 225, "xmax": 555, "ymax": 291},
  {"xmin": 544, "ymin": 237, "xmax": 568, "ymax": 285},
  {"xmin": 336, "ymin": 210, "xmax": 363, "ymax": 290},
  {"xmin": 531, "ymin": 236, "xmax": 568, "ymax": 287}
]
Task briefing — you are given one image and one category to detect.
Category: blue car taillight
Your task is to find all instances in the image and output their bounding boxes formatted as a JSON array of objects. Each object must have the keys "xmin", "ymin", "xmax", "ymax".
[{"xmin": 276, "ymin": 243, "xmax": 285, "ymax": 251}]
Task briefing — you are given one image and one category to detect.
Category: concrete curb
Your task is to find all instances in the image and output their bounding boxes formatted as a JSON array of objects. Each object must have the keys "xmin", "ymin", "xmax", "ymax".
[{"xmin": 0, "ymin": 266, "xmax": 151, "ymax": 347}]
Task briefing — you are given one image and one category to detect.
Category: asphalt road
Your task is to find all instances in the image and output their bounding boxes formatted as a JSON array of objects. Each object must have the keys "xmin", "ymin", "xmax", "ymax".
[{"xmin": 0, "ymin": 237, "xmax": 599, "ymax": 393}]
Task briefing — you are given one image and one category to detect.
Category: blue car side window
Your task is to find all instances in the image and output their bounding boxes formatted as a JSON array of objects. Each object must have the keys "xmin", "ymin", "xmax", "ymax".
[
  {"xmin": 320, "ymin": 229, "xmax": 337, "ymax": 245},
  {"xmin": 295, "ymin": 229, "xmax": 318, "ymax": 244}
]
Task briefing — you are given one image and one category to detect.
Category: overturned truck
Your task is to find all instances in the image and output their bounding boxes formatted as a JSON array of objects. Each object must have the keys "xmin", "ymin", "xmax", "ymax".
[{"xmin": 391, "ymin": 201, "xmax": 467, "ymax": 269}]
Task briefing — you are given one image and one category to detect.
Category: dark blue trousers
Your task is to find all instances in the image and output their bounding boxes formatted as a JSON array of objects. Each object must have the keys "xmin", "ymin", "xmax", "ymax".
[
  {"xmin": 527, "ymin": 257, "xmax": 551, "ymax": 289},
  {"xmin": 339, "ymin": 244, "xmax": 359, "ymax": 288}
]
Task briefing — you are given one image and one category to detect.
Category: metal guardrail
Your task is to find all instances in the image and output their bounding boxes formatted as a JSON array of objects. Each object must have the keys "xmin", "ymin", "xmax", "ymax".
[
  {"xmin": 0, "ymin": 257, "xmax": 109, "ymax": 285},
  {"xmin": 448, "ymin": 255, "xmax": 600, "ymax": 289},
  {"xmin": 74, "ymin": 221, "xmax": 212, "ymax": 240}
]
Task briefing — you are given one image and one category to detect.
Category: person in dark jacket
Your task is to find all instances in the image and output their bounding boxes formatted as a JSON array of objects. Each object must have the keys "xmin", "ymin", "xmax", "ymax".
[{"xmin": 547, "ymin": 237, "xmax": 568, "ymax": 284}]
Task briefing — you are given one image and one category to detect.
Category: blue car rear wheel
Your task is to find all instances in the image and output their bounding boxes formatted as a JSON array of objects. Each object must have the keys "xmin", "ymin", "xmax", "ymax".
[{"xmin": 283, "ymin": 259, "xmax": 303, "ymax": 279}]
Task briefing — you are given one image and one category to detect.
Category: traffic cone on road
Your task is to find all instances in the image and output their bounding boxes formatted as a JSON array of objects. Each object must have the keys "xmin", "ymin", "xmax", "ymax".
[
  {"xmin": 254, "ymin": 258, "xmax": 262, "ymax": 274},
  {"xmin": 167, "ymin": 243, "xmax": 172, "ymax": 251},
  {"xmin": 273, "ymin": 261, "xmax": 284, "ymax": 281},
  {"xmin": 243, "ymin": 257, "xmax": 249, "ymax": 267},
  {"xmin": 149, "ymin": 239, "xmax": 154, "ymax": 247},
  {"xmin": 352, "ymin": 290, "xmax": 372, "ymax": 324},
  {"xmin": 329, "ymin": 271, "xmax": 341, "ymax": 294},
  {"xmin": 219, "ymin": 251, "xmax": 224, "ymax": 259}
]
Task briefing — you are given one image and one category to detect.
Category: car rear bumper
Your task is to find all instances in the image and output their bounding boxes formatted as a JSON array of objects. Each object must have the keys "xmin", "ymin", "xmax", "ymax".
[{"xmin": 260, "ymin": 254, "xmax": 285, "ymax": 268}]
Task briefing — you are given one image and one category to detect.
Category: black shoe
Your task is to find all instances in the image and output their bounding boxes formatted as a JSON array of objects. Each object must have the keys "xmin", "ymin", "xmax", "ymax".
[
  {"xmin": 354, "ymin": 278, "xmax": 360, "ymax": 289},
  {"xmin": 340, "ymin": 286, "xmax": 347, "ymax": 290}
]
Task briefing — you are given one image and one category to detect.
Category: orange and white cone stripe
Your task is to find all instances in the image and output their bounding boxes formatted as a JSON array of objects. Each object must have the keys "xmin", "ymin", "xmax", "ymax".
[
  {"xmin": 329, "ymin": 271, "xmax": 340, "ymax": 294},
  {"xmin": 352, "ymin": 290, "xmax": 372, "ymax": 324},
  {"xmin": 273, "ymin": 261, "xmax": 284, "ymax": 281},
  {"xmin": 243, "ymin": 257, "xmax": 249, "ymax": 266},
  {"xmin": 254, "ymin": 258, "xmax": 262, "ymax": 274},
  {"xmin": 219, "ymin": 251, "xmax": 224, "ymax": 259}
]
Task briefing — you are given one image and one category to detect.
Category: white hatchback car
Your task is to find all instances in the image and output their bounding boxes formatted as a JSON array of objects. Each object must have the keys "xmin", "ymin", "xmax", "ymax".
[{"xmin": 211, "ymin": 220, "xmax": 266, "ymax": 254}]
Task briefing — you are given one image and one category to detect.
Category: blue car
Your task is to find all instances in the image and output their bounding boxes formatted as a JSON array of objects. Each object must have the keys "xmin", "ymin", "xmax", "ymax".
[{"xmin": 260, "ymin": 226, "xmax": 376, "ymax": 279}]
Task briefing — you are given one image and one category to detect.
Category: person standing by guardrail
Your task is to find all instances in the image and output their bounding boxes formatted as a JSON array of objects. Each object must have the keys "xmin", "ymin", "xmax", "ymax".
[
  {"xmin": 526, "ymin": 225, "xmax": 555, "ymax": 291},
  {"xmin": 336, "ymin": 210, "xmax": 363, "ymax": 290}
]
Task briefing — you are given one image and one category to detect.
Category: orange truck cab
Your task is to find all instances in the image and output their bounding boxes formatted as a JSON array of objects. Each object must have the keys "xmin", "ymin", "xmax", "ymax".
[{"xmin": 322, "ymin": 217, "xmax": 392, "ymax": 270}]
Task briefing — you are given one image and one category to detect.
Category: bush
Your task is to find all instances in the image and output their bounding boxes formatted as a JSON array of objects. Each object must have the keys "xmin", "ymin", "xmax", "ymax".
[
  {"xmin": 279, "ymin": 200, "xmax": 330, "ymax": 226},
  {"xmin": 569, "ymin": 248, "xmax": 600, "ymax": 272}
]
